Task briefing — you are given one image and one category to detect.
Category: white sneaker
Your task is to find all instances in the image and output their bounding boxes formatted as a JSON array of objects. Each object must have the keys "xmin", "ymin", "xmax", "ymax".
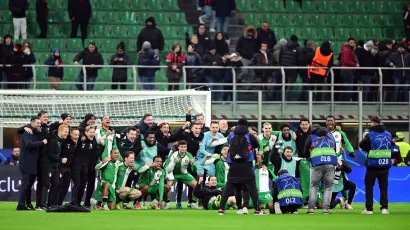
[
  {"xmin": 381, "ymin": 209, "xmax": 389, "ymax": 215},
  {"xmin": 242, "ymin": 207, "xmax": 248, "ymax": 214},
  {"xmin": 274, "ymin": 202, "xmax": 282, "ymax": 214},
  {"xmin": 141, "ymin": 201, "xmax": 147, "ymax": 210},
  {"xmin": 345, "ymin": 204, "xmax": 353, "ymax": 210},
  {"xmin": 198, "ymin": 17, "xmax": 204, "ymax": 24},
  {"xmin": 209, "ymin": 28, "xmax": 216, "ymax": 32},
  {"xmin": 90, "ymin": 198, "xmax": 97, "ymax": 210},
  {"xmin": 197, "ymin": 7, "xmax": 202, "ymax": 11},
  {"xmin": 339, "ymin": 197, "xmax": 346, "ymax": 209},
  {"xmin": 236, "ymin": 209, "xmax": 243, "ymax": 215},
  {"xmin": 292, "ymin": 211, "xmax": 299, "ymax": 214},
  {"xmin": 103, "ymin": 205, "xmax": 110, "ymax": 211},
  {"xmin": 163, "ymin": 202, "xmax": 170, "ymax": 210},
  {"xmin": 361, "ymin": 209, "xmax": 373, "ymax": 215}
]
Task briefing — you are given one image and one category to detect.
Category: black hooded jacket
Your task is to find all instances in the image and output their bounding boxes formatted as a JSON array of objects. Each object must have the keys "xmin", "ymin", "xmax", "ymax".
[
  {"xmin": 236, "ymin": 26, "xmax": 258, "ymax": 59},
  {"xmin": 295, "ymin": 127, "xmax": 311, "ymax": 158},
  {"xmin": 73, "ymin": 47, "xmax": 104, "ymax": 77},
  {"xmin": 68, "ymin": 0, "xmax": 91, "ymax": 23},
  {"xmin": 136, "ymin": 17, "xmax": 165, "ymax": 51},
  {"xmin": 279, "ymin": 41, "xmax": 300, "ymax": 67},
  {"xmin": 173, "ymin": 127, "xmax": 204, "ymax": 158},
  {"xmin": 60, "ymin": 137, "xmax": 79, "ymax": 167},
  {"xmin": 213, "ymin": 34, "xmax": 229, "ymax": 56},
  {"xmin": 78, "ymin": 113, "xmax": 95, "ymax": 135},
  {"xmin": 71, "ymin": 135, "xmax": 98, "ymax": 171},
  {"xmin": 376, "ymin": 42, "xmax": 392, "ymax": 67}
]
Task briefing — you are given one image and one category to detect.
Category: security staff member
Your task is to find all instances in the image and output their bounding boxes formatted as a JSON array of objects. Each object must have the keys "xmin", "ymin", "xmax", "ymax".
[
  {"xmin": 304, "ymin": 127, "xmax": 337, "ymax": 214},
  {"xmin": 392, "ymin": 132, "xmax": 410, "ymax": 166},
  {"xmin": 308, "ymin": 41, "xmax": 333, "ymax": 101},
  {"xmin": 359, "ymin": 116, "xmax": 392, "ymax": 215},
  {"xmin": 217, "ymin": 118, "xmax": 267, "ymax": 215},
  {"xmin": 57, "ymin": 128, "xmax": 80, "ymax": 205}
]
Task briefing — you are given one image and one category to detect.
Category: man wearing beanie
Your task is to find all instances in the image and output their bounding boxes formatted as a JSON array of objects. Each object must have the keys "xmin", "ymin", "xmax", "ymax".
[
  {"xmin": 136, "ymin": 17, "xmax": 164, "ymax": 57},
  {"xmin": 217, "ymin": 118, "xmax": 268, "ymax": 215},
  {"xmin": 78, "ymin": 113, "xmax": 96, "ymax": 135},
  {"xmin": 50, "ymin": 113, "xmax": 72, "ymax": 132},
  {"xmin": 386, "ymin": 42, "xmax": 410, "ymax": 102}
]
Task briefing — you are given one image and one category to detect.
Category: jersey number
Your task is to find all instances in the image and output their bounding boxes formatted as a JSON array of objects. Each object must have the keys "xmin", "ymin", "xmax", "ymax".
[
  {"xmin": 378, "ymin": 159, "xmax": 389, "ymax": 165},
  {"xmin": 320, "ymin": 156, "xmax": 332, "ymax": 162},
  {"xmin": 285, "ymin": 198, "xmax": 296, "ymax": 204}
]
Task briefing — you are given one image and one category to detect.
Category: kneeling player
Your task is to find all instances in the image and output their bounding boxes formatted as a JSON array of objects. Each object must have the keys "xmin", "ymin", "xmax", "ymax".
[
  {"xmin": 272, "ymin": 169, "xmax": 303, "ymax": 214},
  {"xmin": 249, "ymin": 154, "xmax": 275, "ymax": 213},
  {"xmin": 137, "ymin": 156, "xmax": 170, "ymax": 209},
  {"xmin": 115, "ymin": 151, "xmax": 142, "ymax": 209},
  {"xmin": 165, "ymin": 140, "xmax": 198, "ymax": 208},
  {"xmin": 95, "ymin": 149, "xmax": 120, "ymax": 210},
  {"xmin": 194, "ymin": 175, "xmax": 236, "ymax": 210}
]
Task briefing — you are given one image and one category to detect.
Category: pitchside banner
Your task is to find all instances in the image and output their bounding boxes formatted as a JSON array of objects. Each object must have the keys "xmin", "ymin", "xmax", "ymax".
[{"xmin": 1, "ymin": 166, "xmax": 410, "ymax": 202}]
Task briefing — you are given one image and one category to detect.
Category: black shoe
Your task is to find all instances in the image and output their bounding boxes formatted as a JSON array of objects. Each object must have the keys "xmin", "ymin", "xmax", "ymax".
[
  {"xmin": 26, "ymin": 203, "xmax": 35, "ymax": 210},
  {"xmin": 16, "ymin": 205, "xmax": 29, "ymax": 211},
  {"xmin": 39, "ymin": 206, "xmax": 49, "ymax": 211},
  {"xmin": 83, "ymin": 205, "xmax": 90, "ymax": 209}
]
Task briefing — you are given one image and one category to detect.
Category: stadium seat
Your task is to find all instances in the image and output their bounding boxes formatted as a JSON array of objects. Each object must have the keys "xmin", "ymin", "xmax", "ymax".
[
  {"xmin": 50, "ymin": 39, "xmax": 67, "ymax": 52},
  {"xmin": 38, "ymin": 53, "xmax": 52, "ymax": 65},
  {"xmin": 343, "ymin": 15, "xmax": 358, "ymax": 27},
  {"xmin": 138, "ymin": 12, "xmax": 151, "ymax": 25},
  {"xmin": 333, "ymin": 1, "xmax": 350, "ymax": 13},
  {"xmin": 156, "ymin": 13, "xmax": 170, "ymax": 25},
  {"xmin": 285, "ymin": 27, "xmax": 301, "ymax": 38},
  {"xmin": 374, "ymin": 15, "xmax": 391, "ymax": 27},
  {"xmin": 309, "ymin": 15, "xmax": 326, "ymax": 27},
  {"xmin": 0, "ymin": 0, "xmax": 7, "ymax": 9},
  {"xmin": 26, "ymin": 10, "xmax": 36, "ymax": 23},
  {"xmin": 332, "ymin": 42, "xmax": 342, "ymax": 54},
  {"xmin": 286, "ymin": 0, "xmax": 301, "ymax": 13},
  {"xmin": 33, "ymin": 39, "xmax": 49, "ymax": 52},
  {"xmin": 293, "ymin": 15, "xmax": 309, "ymax": 26},
  {"xmin": 0, "ymin": 10, "xmax": 13, "ymax": 22},
  {"xmin": 48, "ymin": 0, "xmax": 62, "ymax": 9},
  {"xmin": 53, "ymin": 11, "xmax": 70, "ymax": 23},
  {"xmin": 103, "ymin": 53, "xmax": 112, "ymax": 64},
  {"xmin": 272, "ymin": 27, "xmax": 285, "ymax": 39},
  {"xmin": 236, "ymin": 0, "xmax": 252, "ymax": 12},
  {"xmin": 128, "ymin": 25, "xmax": 142, "ymax": 37},
  {"xmin": 163, "ymin": 0, "xmax": 180, "ymax": 12},
  {"xmin": 121, "ymin": 12, "xmax": 138, "ymax": 24},
  {"xmin": 113, "ymin": 0, "xmax": 129, "ymax": 10},
  {"xmin": 334, "ymin": 28, "xmax": 349, "ymax": 39},
  {"xmin": 383, "ymin": 28, "xmax": 402, "ymax": 40},
  {"xmin": 95, "ymin": 0, "xmax": 112, "ymax": 10},
  {"xmin": 326, "ymin": 15, "xmax": 342, "ymax": 26},
  {"xmin": 390, "ymin": 16, "xmax": 402, "ymax": 27},
  {"xmin": 301, "ymin": 27, "xmax": 318, "ymax": 40},
  {"xmin": 35, "ymin": 66, "xmax": 47, "ymax": 79},
  {"xmin": 60, "ymin": 53, "xmax": 74, "ymax": 63},
  {"xmin": 126, "ymin": 40, "xmax": 137, "ymax": 53},
  {"xmin": 357, "ymin": 15, "xmax": 374, "ymax": 27},
  {"xmin": 178, "ymin": 26, "xmax": 194, "ymax": 35},
  {"xmin": 104, "ymin": 12, "xmax": 122, "ymax": 24},
  {"xmin": 317, "ymin": 27, "xmax": 334, "ymax": 40},
  {"xmin": 128, "ymin": 53, "xmax": 137, "ymax": 64},
  {"xmin": 270, "ymin": 0, "xmax": 286, "ymax": 13},
  {"xmin": 93, "ymin": 25, "xmax": 112, "ymax": 38},
  {"xmin": 260, "ymin": 14, "xmax": 272, "ymax": 25},
  {"xmin": 96, "ymin": 68, "xmax": 113, "ymax": 90},
  {"xmin": 366, "ymin": 1, "xmax": 383, "ymax": 13},
  {"xmin": 161, "ymin": 26, "xmax": 179, "ymax": 39},
  {"xmin": 366, "ymin": 28, "xmax": 382, "ymax": 39},
  {"xmin": 253, "ymin": 0, "xmax": 270, "ymax": 13},
  {"xmin": 27, "ymin": 24, "xmax": 40, "ymax": 38},
  {"xmin": 130, "ymin": 0, "xmax": 148, "ymax": 11},
  {"xmin": 318, "ymin": 1, "xmax": 334, "ymax": 13},
  {"xmin": 277, "ymin": 14, "xmax": 293, "ymax": 27},
  {"xmin": 303, "ymin": 1, "xmax": 318, "ymax": 12},
  {"xmin": 244, "ymin": 14, "xmax": 259, "ymax": 26},
  {"xmin": 60, "ymin": 24, "xmax": 72, "ymax": 37},
  {"xmin": 350, "ymin": 28, "xmax": 366, "ymax": 40},
  {"xmin": 89, "ymin": 11, "xmax": 104, "ymax": 24},
  {"xmin": 170, "ymin": 13, "xmax": 188, "ymax": 25},
  {"xmin": 382, "ymin": 2, "xmax": 399, "ymax": 13},
  {"xmin": 100, "ymin": 39, "xmax": 117, "ymax": 53},
  {"xmin": 112, "ymin": 25, "xmax": 128, "ymax": 38},
  {"xmin": 147, "ymin": 0, "xmax": 163, "ymax": 11},
  {"xmin": 67, "ymin": 39, "xmax": 83, "ymax": 52},
  {"xmin": 0, "ymin": 25, "xmax": 9, "ymax": 35},
  {"xmin": 350, "ymin": 1, "xmax": 366, "ymax": 13},
  {"xmin": 47, "ymin": 25, "xmax": 61, "ymax": 37}
]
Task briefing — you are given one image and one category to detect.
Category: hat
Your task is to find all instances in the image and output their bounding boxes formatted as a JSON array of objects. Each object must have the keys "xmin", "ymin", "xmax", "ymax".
[
  {"xmin": 237, "ymin": 118, "xmax": 248, "ymax": 127},
  {"xmin": 142, "ymin": 41, "xmax": 151, "ymax": 50},
  {"xmin": 52, "ymin": 48, "xmax": 59, "ymax": 55},
  {"xmin": 61, "ymin": 113, "xmax": 71, "ymax": 121},
  {"xmin": 396, "ymin": 132, "xmax": 405, "ymax": 140},
  {"xmin": 364, "ymin": 40, "xmax": 374, "ymax": 51},
  {"xmin": 230, "ymin": 53, "xmax": 238, "ymax": 58},
  {"xmin": 145, "ymin": 17, "xmax": 156, "ymax": 25}
]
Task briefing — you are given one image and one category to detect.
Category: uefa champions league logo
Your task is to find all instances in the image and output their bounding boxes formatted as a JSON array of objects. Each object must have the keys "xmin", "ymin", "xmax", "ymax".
[{"xmin": 372, "ymin": 135, "xmax": 391, "ymax": 150}]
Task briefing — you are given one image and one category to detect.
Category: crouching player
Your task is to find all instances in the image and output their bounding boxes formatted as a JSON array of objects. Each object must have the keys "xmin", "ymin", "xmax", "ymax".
[
  {"xmin": 95, "ymin": 149, "xmax": 121, "ymax": 210},
  {"xmin": 115, "ymin": 151, "xmax": 142, "ymax": 210},
  {"xmin": 272, "ymin": 169, "xmax": 303, "ymax": 214},
  {"xmin": 137, "ymin": 156, "xmax": 170, "ymax": 209},
  {"xmin": 249, "ymin": 154, "xmax": 275, "ymax": 213},
  {"xmin": 194, "ymin": 174, "xmax": 236, "ymax": 210},
  {"xmin": 165, "ymin": 140, "xmax": 198, "ymax": 208}
]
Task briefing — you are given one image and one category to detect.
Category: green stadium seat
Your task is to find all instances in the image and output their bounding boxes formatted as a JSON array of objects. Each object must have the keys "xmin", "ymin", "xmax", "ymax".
[
  {"xmin": 366, "ymin": 1, "xmax": 383, "ymax": 13},
  {"xmin": 303, "ymin": 1, "xmax": 318, "ymax": 12},
  {"xmin": 350, "ymin": 1, "xmax": 366, "ymax": 13},
  {"xmin": 343, "ymin": 15, "xmax": 358, "ymax": 27},
  {"xmin": 390, "ymin": 16, "xmax": 402, "ymax": 27},
  {"xmin": 301, "ymin": 27, "xmax": 318, "ymax": 40},
  {"xmin": 272, "ymin": 27, "xmax": 285, "ymax": 39},
  {"xmin": 104, "ymin": 12, "xmax": 122, "ymax": 24},
  {"xmin": 50, "ymin": 39, "xmax": 67, "ymax": 52},
  {"xmin": 286, "ymin": 0, "xmax": 301, "ymax": 13},
  {"xmin": 266, "ymin": 15, "xmax": 277, "ymax": 26},
  {"xmin": 253, "ymin": 0, "xmax": 270, "ymax": 13},
  {"xmin": 89, "ymin": 11, "xmax": 103, "ymax": 24},
  {"xmin": 138, "ymin": 12, "xmax": 151, "ymax": 25},
  {"xmin": 47, "ymin": 25, "xmax": 61, "ymax": 37},
  {"xmin": 374, "ymin": 15, "xmax": 391, "ymax": 27},
  {"xmin": 236, "ymin": 0, "xmax": 252, "ymax": 12},
  {"xmin": 96, "ymin": 0, "xmax": 112, "ymax": 10},
  {"xmin": 38, "ymin": 53, "xmax": 52, "ymax": 65},
  {"xmin": 161, "ymin": 26, "xmax": 178, "ymax": 39},
  {"xmin": 309, "ymin": 15, "xmax": 326, "ymax": 27},
  {"xmin": 334, "ymin": 28, "xmax": 349, "ymax": 39},
  {"xmin": 61, "ymin": 0, "xmax": 68, "ymax": 9},
  {"xmin": 260, "ymin": 14, "xmax": 272, "ymax": 25},
  {"xmin": 350, "ymin": 28, "xmax": 366, "ymax": 40},
  {"xmin": 163, "ymin": 0, "xmax": 180, "ymax": 12},
  {"xmin": 33, "ymin": 39, "xmax": 49, "ymax": 52},
  {"xmin": 333, "ymin": 1, "xmax": 350, "ymax": 13},
  {"xmin": 128, "ymin": 53, "xmax": 137, "ymax": 64},
  {"xmin": 67, "ymin": 39, "xmax": 83, "ymax": 52},
  {"xmin": 35, "ymin": 66, "xmax": 47, "ymax": 79},
  {"xmin": 26, "ymin": 11, "xmax": 36, "ymax": 23},
  {"xmin": 317, "ymin": 27, "xmax": 334, "ymax": 40},
  {"xmin": 156, "ymin": 13, "xmax": 170, "ymax": 25},
  {"xmin": 366, "ymin": 28, "xmax": 382, "ymax": 39},
  {"xmin": 0, "ymin": 25, "xmax": 9, "ymax": 35},
  {"xmin": 53, "ymin": 11, "xmax": 70, "ymax": 23},
  {"xmin": 357, "ymin": 15, "xmax": 374, "ymax": 27},
  {"xmin": 277, "ymin": 14, "xmax": 293, "ymax": 26},
  {"xmin": 147, "ymin": 0, "xmax": 163, "ymax": 11},
  {"xmin": 121, "ymin": 12, "xmax": 138, "ymax": 25},
  {"xmin": 27, "ymin": 24, "xmax": 40, "ymax": 38},
  {"xmin": 96, "ymin": 68, "xmax": 113, "ymax": 90},
  {"xmin": 178, "ymin": 26, "xmax": 194, "ymax": 36},
  {"xmin": 112, "ymin": 25, "xmax": 128, "ymax": 38},
  {"xmin": 103, "ymin": 53, "xmax": 112, "ymax": 64},
  {"xmin": 128, "ymin": 25, "xmax": 142, "ymax": 37},
  {"xmin": 293, "ymin": 15, "xmax": 309, "ymax": 26},
  {"xmin": 382, "ymin": 2, "xmax": 399, "ymax": 13},
  {"xmin": 318, "ymin": 1, "xmax": 334, "ymax": 13},
  {"xmin": 285, "ymin": 27, "xmax": 301, "ymax": 38},
  {"xmin": 113, "ymin": 0, "xmax": 129, "ymax": 10},
  {"xmin": 170, "ymin": 12, "xmax": 188, "ymax": 25},
  {"xmin": 125, "ymin": 39, "xmax": 137, "ymax": 53},
  {"xmin": 1, "ymin": 10, "xmax": 13, "ymax": 22},
  {"xmin": 0, "ymin": 0, "xmax": 8, "ymax": 9},
  {"xmin": 383, "ymin": 28, "xmax": 402, "ymax": 40},
  {"xmin": 332, "ymin": 42, "xmax": 342, "ymax": 54},
  {"xmin": 93, "ymin": 25, "xmax": 112, "ymax": 38},
  {"xmin": 244, "ymin": 14, "xmax": 259, "ymax": 26},
  {"xmin": 60, "ymin": 53, "xmax": 74, "ymax": 64},
  {"xmin": 326, "ymin": 15, "xmax": 342, "ymax": 26},
  {"xmin": 48, "ymin": 0, "xmax": 62, "ymax": 9},
  {"xmin": 130, "ymin": 0, "xmax": 148, "ymax": 11},
  {"xmin": 60, "ymin": 24, "xmax": 72, "ymax": 37},
  {"xmin": 100, "ymin": 39, "xmax": 117, "ymax": 53},
  {"xmin": 270, "ymin": 0, "xmax": 286, "ymax": 13}
]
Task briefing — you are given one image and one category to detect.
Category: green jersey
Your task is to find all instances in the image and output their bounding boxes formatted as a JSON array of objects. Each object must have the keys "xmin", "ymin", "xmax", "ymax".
[
  {"xmin": 258, "ymin": 131, "xmax": 280, "ymax": 165},
  {"xmin": 134, "ymin": 141, "xmax": 158, "ymax": 170},
  {"xmin": 165, "ymin": 151, "xmax": 194, "ymax": 175},
  {"xmin": 298, "ymin": 159, "xmax": 311, "ymax": 200},
  {"xmin": 96, "ymin": 128, "xmax": 118, "ymax": 160},
  {"xmin": 215, "ymin": 159, "xmax": 229, "ymax": 188},
  {"xmin": 255, "ymin": 167, "xmax": 274, "ymax": 193},
  {"xmin": 98, "ymin": 160, "xmax": 120, "ymax": 187},
  {"xmin": 138, "ymin": 167, "xmax": 165, "ymax": 200},
  {"xmin": 278, "ymin": 131, "xmax": 298, "ymax": 157},
  {"xmin": 115, "ymin": 163, "xmax": 135, "ymax": 190},
  {"xmin": 281, "ymin": 158, "xmax": 297, "ymax": 177}
]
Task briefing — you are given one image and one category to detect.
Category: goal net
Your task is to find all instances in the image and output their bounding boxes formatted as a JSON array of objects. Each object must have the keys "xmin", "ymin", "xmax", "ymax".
[{"xmin": 0, "ymin": 90, "xmax": 212, "ymax": 128}]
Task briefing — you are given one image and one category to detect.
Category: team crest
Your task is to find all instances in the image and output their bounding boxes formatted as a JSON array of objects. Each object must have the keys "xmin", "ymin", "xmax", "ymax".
[
  {"xmin": 185, "ymin": 159, "xmax": 189, "ymax": 163},
  {"xmin": 335, "ymin": 134, "xmax": 339, "ymax": 138}
]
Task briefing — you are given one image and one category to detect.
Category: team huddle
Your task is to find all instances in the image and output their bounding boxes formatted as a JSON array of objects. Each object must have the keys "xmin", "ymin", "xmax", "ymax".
[{"xmin": 16, "ymin": 108, "xmax": 393, "ymax": 215}]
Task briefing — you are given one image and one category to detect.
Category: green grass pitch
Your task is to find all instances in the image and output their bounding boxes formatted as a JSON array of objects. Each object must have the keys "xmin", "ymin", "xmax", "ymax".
[{"xmin": 1, "ymin": 202, "xmax": 410, "ymax": 230}]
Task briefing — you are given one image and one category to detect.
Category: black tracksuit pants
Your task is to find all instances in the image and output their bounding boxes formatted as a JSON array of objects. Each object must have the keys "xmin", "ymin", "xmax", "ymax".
[
  {"xmin": 330, "ymin": 180, "xmax": 356, "ymax": 209},
  {"xmin": 71, "ymin": 165, "xmax": 88, "ymax": 206},
  {"xmin": 42, "ymin": 166, "xmax": 60, "ymax": 207},
  {"xmin": 365, "ymin": 168, "xmax": 389, "ymax": 211},
  {"xmin": 57, "ymin": 166, "xmax": 72, "ymax": 205},
  {"xmin": 219, "ymin": 180, "xmax": 259, "ymax": 211},
  {"xmin": 35, "ymin": 157, "xmax": 44, "ymax": 207}
]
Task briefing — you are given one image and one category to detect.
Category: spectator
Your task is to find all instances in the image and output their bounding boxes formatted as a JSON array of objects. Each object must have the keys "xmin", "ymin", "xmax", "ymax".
[
  {"xmin": 137, "ymin": 41, "xmax": 152, "ymax": 83},
  {"xmin": 213, "ymin": 32, "xmax": 229, "ymax": 56},
  {"xmin": 136, "ymin": 17, "xmax": 164, "ymax": 57},
  {"xmin": 5, "ymin": 44, "xmax": 25, "ymax": 89},
  {"xmin": 341, "ymin": 37, "xmax": 359, "ymax": 101},
  {"xmin": 236, "ymin": 26, "xmax": 258, "ymax": 83},
  {"xmin": 73, "ymin": 41, "xmax": 104, "ymax": 91},
  {"xmin": 198, "ymin": 0, "xmax": 216, "ymax": 32},
  {"xmin": 376, "ymin": 41, "xmax": 393, "ymax": 101},
  {"xmin": 252, "ymin": 41, "xmax": 274, "ymax": 86},
  {"xmin": 185, "ymin": 34, "xmax": 204, "ymax": 57},
  {"xmin": 211, "ymin": 0, "xmax": 236, "ymax": 41},
  {"xmin": 1, "ymin": 34, "xmax": 13, "ymax": 89},
  {"xmin": 68, "ymin": 0, "xmax": 92, "ymax": 41},
  {"xmin": 272, "ymin": 38, "xmax": 287, "ymax": 101},
  {"xmin": 110, "ymin": 42, "xmax": 131, "ymax": 90},
  {"xmin": 221, "ymin": 53, "xmax": 242, "ymax": 101},
  {"xmin": 45, "ymin": 48, "xmax": 64, "ymax": 90},
  {"xmin": 298, "ymin": 40, "xmax": 316, "ymax": 101},
  {"xmin": 256, "ymin": 21, "xmax": 277, "ymax": 54},
  {"xmin": 279, "ymin": 36, "xmax": 301, "ymax": 100},
  {"xmin": 5, "ymin": 147, "xmax": 20, "ymax": 165},
  {"xmin": 9, "ymin": 0, "xmax": 29, "ymax": 40},
  {"xmin": 141, "ymin": 49, "xmax": 160, "ymax": 90},
  {"xmin": 22, "ymin": 41, "xmax": 35, "ymax": 89},
  {"xmin": 290, "ymin": 34, "xmax": 300, "ymax": 47},
  {"xmin": 194, "ymin": 24, "xmax": 211, "ymax": 56},
  {"xmin": 166, "ymin": 43, "xmax": 186, "ymax": 91},
  {"xmin": 386, "ymin": 42, "xmax": 410, "ymax": 102},
  {"xmin": 307, "ymin": 41, "xmax": 333, "ymax": 101},
  {"xmin": 185, "ymin": 44, "xmax": 202, "ymax": 89},
  {"xmin": 403, "ymin": 4, "xmax": 410, "ymax": 41},
  {"xmin": 36, "ymin": 0, "xmax": 48, "ymax": 38},
  {"xmin": 202, "ymin": 45, "xmax": 222, "ymax": 101},
  {"xmin": 356, "ymin": 40, "xmax": 376, "ymax": 102}
]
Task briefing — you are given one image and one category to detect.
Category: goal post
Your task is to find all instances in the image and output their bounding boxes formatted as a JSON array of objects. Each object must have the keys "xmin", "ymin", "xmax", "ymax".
[{"xmin": 0, "ymin": 90, "xmax": 212, "ymax": 128}]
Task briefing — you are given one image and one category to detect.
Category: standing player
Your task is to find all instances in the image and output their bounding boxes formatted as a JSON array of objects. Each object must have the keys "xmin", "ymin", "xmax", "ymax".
[
  {"xmin": 326, "ymin": 116, "xmax": 355, "ymax": 158},
  {"xmin": 115, "ymin": 151, "xmax": 141, "ymax": 209},
  {"xmin": 201, "ymin": 144, "xmax": 230, "ymax": 188},
  {"xmin": 137, "ymin": 156, "xmax": 171, "ymax": 210},
  {"xmin": 359, "ymin": 116, "xmax": 391, "ymax": 215},
  {"xmin": 258, "ymin": 122, "xmax": 278, "ymax": 165},
  {"xmin": 249, "ymin": 154, "xmax": 275, "ymax": 213}
]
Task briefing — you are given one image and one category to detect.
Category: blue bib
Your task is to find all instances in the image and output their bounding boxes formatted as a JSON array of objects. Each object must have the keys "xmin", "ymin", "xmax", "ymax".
[
  {"xmin": 310, "ymin": 134, "xmax": 337, "ymax": 167},
  {"xmin": 368, "ymin": 131, "xmax": 392, "ymax": 167},
  {"xmin": 276, "ymin": 173, "xmax": 303, "ymax": 207}
]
